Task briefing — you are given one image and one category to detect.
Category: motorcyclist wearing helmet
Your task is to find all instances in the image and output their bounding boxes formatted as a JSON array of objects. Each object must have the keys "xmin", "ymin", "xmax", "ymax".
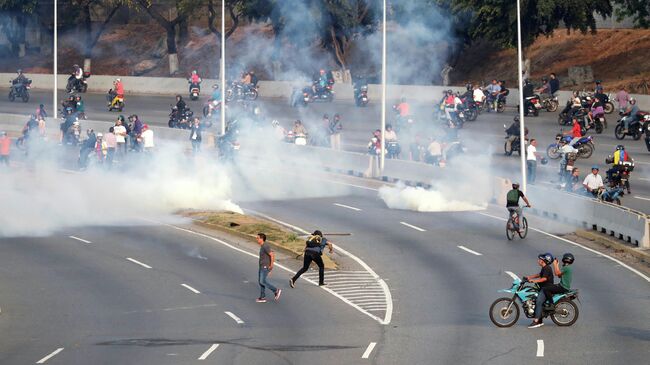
[
  {"xmin": 541, "ymin": 253, "xmax": 575, "ymax": 309},
  {"xmin": 524, "ymin": 253, "xmax": 555, "ymax": 328},
  {"xmin": 114, "ymin": 78, "xmax": 124, "ymax": 98},
  {"xmin": 211, "ymin": 84, "xmax": 221, "ymax": 101},
  {"xmin": 189, "ymin": 70, "xmax": 202, "ymax": 93},
  {"xmin": 69, "ymin": 64, "xmax": 84, "ymax": 92},
  {"xmin": 175, "ymin": 95, "xmax": 187, "ymax": 114},
  {"xmin": 504, "ymin": 116, "xmax": 528, "ymax": 155},
  {"xmin": 312, "ymin": 69, "xmax": 330, "ymax": 95},
  {"xmin": 605, "ymin": 144, "xmax": 633, "ymax": 190},
  {"xmin": 506, "ymin": 182, "xmax": 531, "ymax": 232},
  {"xmin": 12, "ymin": 69, "xmax": 28, "ymax": 94},
  {"xmin": 621, "ymin": 98, "xmax": 639, "ymax": 133}
]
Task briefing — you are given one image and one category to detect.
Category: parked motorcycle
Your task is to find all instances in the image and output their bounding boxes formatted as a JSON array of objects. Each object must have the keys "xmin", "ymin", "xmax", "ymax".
[
  {"xmin": 614, "ymin": 112, "xmax": 648, "ymax": 140},
  {"xmin": 8, "ymin": 79, "xmax": 31, "ymax": 102},
  {"xmin": 547, "ymin": 134, "xmax": 594, "ymax": 159},
  {"xmin": 489, "ymin": 277, "xmax": 579, "ymax": 328}
]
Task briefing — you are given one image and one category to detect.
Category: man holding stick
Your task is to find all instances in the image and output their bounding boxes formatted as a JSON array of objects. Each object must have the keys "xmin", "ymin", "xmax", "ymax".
[{"xmin": 289, "ymin": 230, "xmax": 333, "ymax": 288}]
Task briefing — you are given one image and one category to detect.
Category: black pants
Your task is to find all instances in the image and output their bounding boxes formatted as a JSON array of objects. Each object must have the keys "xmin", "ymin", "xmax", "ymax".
[
  {"xmin": 292, "ymin": 251, "xmax": 324, "ymax": 285},
  {"xmin": 542, "ymin": 284, "xmax": 568, "ymax": 303}
]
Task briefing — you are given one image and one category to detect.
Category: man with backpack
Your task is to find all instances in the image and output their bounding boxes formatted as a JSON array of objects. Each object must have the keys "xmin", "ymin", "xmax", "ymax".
[{"xmin": 289, "ymin": 230, "xmax": 333, "ymax": 288}]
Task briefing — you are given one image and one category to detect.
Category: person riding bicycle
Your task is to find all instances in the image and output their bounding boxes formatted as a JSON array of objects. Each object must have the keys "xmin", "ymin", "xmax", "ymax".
[
  {"xmin": 524, "ymin": 253, "xmax": 555, "ymax": 328},
  {"xmin": 506, "ymin": 182, "xmax": 531, "ymax": 232}
]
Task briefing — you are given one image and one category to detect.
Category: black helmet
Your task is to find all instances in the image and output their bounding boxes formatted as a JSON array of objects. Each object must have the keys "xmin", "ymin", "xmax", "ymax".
[
  {"xmin": 541, "ymin": 77, "xmax": 548, "ymax": 82},
  {"xmin": 17, "ymin": 69, "xmax": 22, "ymax": 74},
  {"xmin": 313, "ymin": 230, "xmax": 323, "ymax": 237},
  {"xmin": 514, "ymin": 116, "xmax": 520, "ymax": 122},
  {"xmin": 562, "ymin": 253, "xmax": 575, "ymax": 264},
  {"xmin": 541, "ymin": 157, "xmax": 549, "ymax": 165},
  {"xmin": 616, "ymin": 144, "xmax": 624, "ymax": 151},
  {"xmin": 466, "ymin": 83, "xmax": 472, "ymax": 91},
  {"xmin": 512, "ymin": 182, "xmax": 520, "ymax": 189},
  {"xmin": 538, "ymin": 253, "xmax": 554, "ymax": 265}
]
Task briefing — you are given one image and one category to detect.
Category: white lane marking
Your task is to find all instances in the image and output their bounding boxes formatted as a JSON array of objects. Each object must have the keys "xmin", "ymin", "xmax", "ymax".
[
  {"xmin": 400, "ymin": 221, "xmax": 426, "ymax": 232},
  {"xmin": 634, "ymin": 195, "xmax": 650, "ymax": 201},
  {"xmin": 638, "ymin": 178, "xmax": 650, "ymax": 182},
  {"xmin": 198, "ymin": 344, "xmax": 220, "ymax": 360},
  {"xmin": 126, "ymin": 257, "xmax": 152, "ymax": 269},
  {"xmin": 181, "ymin": 283, "xmax": 201, "ymax": 294},
  {"xmin": 362, "ymin": 342, "xmax": 377, "ymax": 359},
  {"xmin": 36, "ymin": 348, "xmax": 64, "ymax": 363},
  {"xmin": 634, "ymin": 161, "xmax": 650, "ymax": 165},
  {"xmin": 477, "ymin": 211, "xmax": 650, "ymax": 282},
  {"xmin": 334, "ymin": 203, "xmax": 362, "ymax": 211},
  {"xmin": 69, "ymin": 235, "xmax": 91, "ymax": 244},
  {"xmin": 225, "ymin": 311, "xmax": 245, "ymax": 324},
  {"xmin": 505, "ymin": 271, "xmax": 520, "ymax": 281},
  {"xmin": 457, "ymin": 245, "xmax": 483, "ymax": 256},
  {"xmin": 536, "ymin": 339, "xmax": 544, "ymax": 357},
  {"xmin": 239, "ymin": 211, "xmax": 394, "ymax": 325}
]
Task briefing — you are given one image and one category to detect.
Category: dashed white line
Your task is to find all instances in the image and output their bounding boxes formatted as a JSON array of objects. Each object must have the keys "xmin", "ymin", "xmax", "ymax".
[
  {"xmin": 69, "ymin": 235, "xmax": 91, "ymax": 244},
  {"xmin": 457, "ymin": 245, "xmax": 483, "ymax": 256},
  {"xmin": 334, "ymin": 203, "xmax": 362, "ymax": 211},
  {"xmin": 639, "ymin": 178, "xmax": 650, "ymax": 182},
  {"xmin": 505, "ymin": 271, "xmax": 520, "ymax": 281},
  {"xmin": 225, "ymin": 311, "xmax": 245, "ymax": 324},
  {"xmin": 634, "ymin": 195, "xmax": 650, "ymax": 201},
  {"xmin": 400, "ymin": 221, "xmax": 426, "ymax": 232},
  {"xmin": 126, "ymin": 257, "xmax": 152, "ymax": 269},
  {"xmin": 198, "ymin": 344, "xmax": 220, "ymax": 360},
  {"xmin": 36, "ymin": 348, "xmax": 64, "ymax": 363},
  {"xmin": 362, "ymin": 342, "xmax": 377, "ymax": 359},
  {"xmin": 181, "ymin": 284, "xmax": 201, "ymax": 294},
  {"xmin": 536, "ymin": 339, "xmax": 544, "ymax": 357}
]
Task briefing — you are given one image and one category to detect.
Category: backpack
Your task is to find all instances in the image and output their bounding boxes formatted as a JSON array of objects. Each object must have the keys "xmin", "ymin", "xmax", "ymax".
[
  {"xmin": 306, "ymin": 235, "xmax": 322, "ymax": 248},
  {"xmin": 506, "ymin": 189, "xmax": 520, "ymax": 204}
]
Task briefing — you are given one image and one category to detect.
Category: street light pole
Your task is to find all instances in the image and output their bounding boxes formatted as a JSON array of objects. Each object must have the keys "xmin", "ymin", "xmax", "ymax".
[
  {"xmin": 380, "ymin": 0, "xmax": 387, "ymax": 172},
  {"xmin": 516, "ymin": 0, "xmax": 527, "ymax": 193},
  {"xmin": 220, "ymin": 0, "xmax": 226, "ymax": 135},
  {"xmin": 53, "ymin": 0, "xmax": 58, "ymax": 116}
]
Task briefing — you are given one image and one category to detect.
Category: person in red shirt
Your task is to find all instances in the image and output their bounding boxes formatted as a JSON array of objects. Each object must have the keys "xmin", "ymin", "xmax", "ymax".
[
  {"xmin": 0, "ymin": 131, "xmax": 11, "ymax": 166},
  {"xmin": 396, "ymin": 97, "xmax": 410, "ymax": 117},
  {"xmin": 114, "ymin": 78, "xmax": 124, "ymax": 97},
  {"xmin": 189, "ymin": 70, "xmax": 202, "ymax": 93},
  {"xmin": 565, "ymin": 118, "xmax": 583, "ymax": 147}
]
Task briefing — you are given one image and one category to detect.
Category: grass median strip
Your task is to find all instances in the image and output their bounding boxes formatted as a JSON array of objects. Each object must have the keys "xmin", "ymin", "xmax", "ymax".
[{"xmin": 183, "ymin": 211, "xmax": 337, "ymax": 270}]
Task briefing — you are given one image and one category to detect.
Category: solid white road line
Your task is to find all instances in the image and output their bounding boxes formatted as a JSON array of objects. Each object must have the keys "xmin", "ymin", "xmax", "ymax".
[
  {"xmin": 36, "ymin": 348, "xmax": 64, "ymax": 363},
  {"xmin": 634, "ymin": 195, "xmax": 650, "ymax": 201},
  {"xmin": 400, "ymin": 221, "xmax": 426, "ymax": 232},
  {"xmin": 536, "ymin": 340, "xmax": 544, "ymax": 357},
  {"xmin": 181, "ymin": 283, "xmax": 201, "ymax": 294},
  {"xmin": 225, "ymin": 311, "xmax": 245, "ymax": 324},
  {"xmin": 477, "ymin": 211, "xmax": 650, "ymax": 283},
  {"xmin": 198, "ymin": 344, "xmax": 220, "ymax": 360},
  {"xmin": 505, "ymin": 271, "xmax": 520, "ymax": 281},
  {"xmin": 362, "ymin": 342, "xmax": 377, "ymax": 359},
  {"xmin": 638, "ymin": 178, "xmax": 650, "ymax": 182},
  {"xmin": 69, "ymin": 235, "xmax": 91, "ymax": 244},
  {"xmin": 457, "ymin": 245, "xmax": 483, "ymax": 256},
  {"xmin": 126, "ymin": 257, "xmax": 152, "ymax": 269},
  {"xmin": 334, "ymin": 203, "xmax": 362, "ymax": 211}
]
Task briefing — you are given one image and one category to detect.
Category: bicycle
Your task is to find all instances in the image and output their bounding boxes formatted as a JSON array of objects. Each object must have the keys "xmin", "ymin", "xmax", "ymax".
[{"xmin": 506, "ymin": 206, "xmax": 528, "ymax": 240}]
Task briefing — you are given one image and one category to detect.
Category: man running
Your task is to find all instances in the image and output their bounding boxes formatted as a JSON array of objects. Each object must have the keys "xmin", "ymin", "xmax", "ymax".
[{"xmin": 290, "ymin": 230, "xmax": 333, "ymax": 288}]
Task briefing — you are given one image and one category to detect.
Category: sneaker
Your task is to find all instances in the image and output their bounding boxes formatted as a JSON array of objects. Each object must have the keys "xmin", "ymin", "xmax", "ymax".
[
  {"xmin": 274, "ymin": 289, "xmax": 282, "ymax": 301},
  {"xmin": 319, "ymin": 282, "xmax": 328, "ymax": 287},
  {"xmin": 289, "ymin": 279, "xmax": 295, "ymax": 288},
  {"xmin": 255, "ymin": 297, "xmax": 267, "ymax": 303},
  {"xmin": 528, "ymin": 321, "xmax": 544, "ymax": 329}
]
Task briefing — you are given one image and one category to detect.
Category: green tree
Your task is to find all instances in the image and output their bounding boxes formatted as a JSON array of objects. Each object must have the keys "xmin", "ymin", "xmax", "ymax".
[
  {"xmin": 0, "ymin": 0, "xmax": 38, "ymax": 57},
  {"xmin": 614, "ymin": 0, "xmax": 650, "ymax": 28}
]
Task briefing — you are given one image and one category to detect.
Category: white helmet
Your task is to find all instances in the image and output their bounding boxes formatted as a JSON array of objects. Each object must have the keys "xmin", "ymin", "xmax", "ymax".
[
  {"xmin": 73, "ymin": 121, "xmax": 80, "ymax": 126},
  {"xmin": 96, "ymin": 133, "xmax": 103, "ymax": 137},
  {"xmin": 116, "ymin": 78, "xmax": 121, "ymax": 82}
]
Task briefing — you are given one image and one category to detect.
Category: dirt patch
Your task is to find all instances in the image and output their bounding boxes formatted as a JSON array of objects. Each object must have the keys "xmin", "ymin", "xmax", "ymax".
[{"xmin": 183, "ymin": 210, "xmax": 337, "ymax": 270}]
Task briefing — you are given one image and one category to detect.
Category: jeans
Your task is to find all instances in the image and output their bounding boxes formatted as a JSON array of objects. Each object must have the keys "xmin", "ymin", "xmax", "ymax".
[
  {"xmin": 542, "ymin": 284, "xmax": 569, "ymax": 306},
  {"xmin": 534, "ymin": 290, "xmax": 546, "ymax": 320},
  {"xmin": 258, "ymin": 267, "xmax": 278, "ymax": 298},
  {"xmin": 527, "ymin": 160, "xmax": 537, "ymax": 183},
  {"xmin": 106, "ymin": 147, "xmax": 115, "ymax": 168},
  {"xmin": 191, "ymin": 140, "xmax": 201, "ymax": 154},
  {"xmin": 0, "ymin": 155, "xmax": 8, "ymax": 166},
  {"xmin": 568, "ymin": 137, "xmax": 580, "ymax": 147},
  {"xmin": 622, "ymin": 116, "xmax": 636, "ymax": 130},
  {"xmin": 505, "ymin": 135, "xmax": 517, "ymax": 154},
  {"xmin": 292, "ymin": 251, "xmax": 325, "ymax": 285}
]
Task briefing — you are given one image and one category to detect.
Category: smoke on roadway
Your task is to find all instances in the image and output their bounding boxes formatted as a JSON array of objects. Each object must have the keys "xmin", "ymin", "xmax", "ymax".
[{"xmin": 0, "ymin": 142, "xmax": 241, "ymax": 238}]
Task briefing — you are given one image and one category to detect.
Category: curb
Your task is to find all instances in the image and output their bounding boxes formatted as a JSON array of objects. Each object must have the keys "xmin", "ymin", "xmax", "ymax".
[{"xmin": 574, "ymin": 230, "xmax": 650, "ymax": 264}]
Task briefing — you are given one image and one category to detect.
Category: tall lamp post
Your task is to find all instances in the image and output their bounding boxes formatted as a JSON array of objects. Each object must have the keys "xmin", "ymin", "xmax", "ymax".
[
  {"xmin": 220, "ymin": 0, "xmax": 226, "ymax": 135},
  {"xmin": 53, "ymin": 0, "xmax": 58, "ymax": 116},
  {"xmin": 516, "ymin": 0, "xmax": 527, "ymax": 193},
  {"xmin": 380, "ymin": 0, "xmax": 387, "ymax": 172}
]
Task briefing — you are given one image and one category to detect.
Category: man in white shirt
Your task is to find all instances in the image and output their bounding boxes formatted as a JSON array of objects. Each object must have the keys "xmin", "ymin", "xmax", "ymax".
[
  {"xmin": 526, "ymin": 139, "xmax": 540, "ymax": 183},
  {"xmin": 473, "ymin": 85, "xmax": 485, "ymax": 103},
  {"xmin": 384, "ymin": 124, "xmax": 397, "ymax": 141},
  {"xmin": 113, "ymin": 117, "xmax": 127, "ymax": 159},
  {"xmin": 141, "ymin": 124, "xmax": 154, "ymax": 153},
  {"xmin": 583, "ymin": 165, "xmax": 604, "ymax": 196}
]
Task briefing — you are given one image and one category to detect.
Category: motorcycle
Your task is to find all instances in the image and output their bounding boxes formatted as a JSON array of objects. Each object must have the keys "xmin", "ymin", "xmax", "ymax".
[
  {"xmin": 66, "ymin": 71, "xmax": 90, "ymax": 93},
  {"xmin": 489, "ymin": 277, "xmax": 579, "ymax": 327},
  {"xmin": 599, "ymin": 92, "xmax": 615, "ymax": 114},
  {"xmin": 355, "ymin": 84, "xmax": 369, "ymax": 107},
  {"xmin": 558, "ymin": 107, "xmax": 589, "ymax": 126},
  {"xmin": 106, "ymin": 89, "xmax": 124, "ymax": 112},
  {"xmin": 386, "ymin": 140, "xmax": 401, "ymax": 159},
  {"xmin": 519, "ymin": 94, "xmax": 542, "ymax": 116},
  {"xmin": 547, "ymin": 134, "xmax": 594, "ymax": 159},
  {"xmin": 225, "ymin": 82, "xmax": 258, "ymax": 102},
  {"xmin": 540, "ymin": 95, "xmax": 559, "ymax": 112},
  {"xmin": 188, "ymin": 80, "xmax": 201, "ymax": 101},
  {"xmin": 8, "ymin": 79, "xmax": 32, "ymax": 102},
  {"xmin": 503, "ymin": 125, "xmax": 526, "ymax": 156},
  {"xmin": 614, "ymin": 112, "xmax": 648, "ymax": 140},
  {"xmin": 168, "ymin": 106, "xmax": 194, "ymax": 129},
  {"xmin": 303, "ymin": 83, "xmax": 334, "ymax": 104},
  {"xmin": 203, "ymin": 99, "xmax": 222, "ymax": 117},
  {"xmin": 605, "ymin": 157, "xmax": 634, "ymax": 194},
  {"xmin": 485, "ymin": 93, "xmax": 506, "ymax": 113},
  {"xmin": 284, "ymin": 131, "xmax": 309, "ymax": 146},
  {"xmin": 460, "ymin": 97, "xmax": 479, "ymax": 121}
]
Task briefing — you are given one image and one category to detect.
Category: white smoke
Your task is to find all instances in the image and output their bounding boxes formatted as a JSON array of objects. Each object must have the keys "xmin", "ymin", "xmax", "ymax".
[{"xmin": 379, "ymin": 183, "xmax": 486, "ymax": 212}]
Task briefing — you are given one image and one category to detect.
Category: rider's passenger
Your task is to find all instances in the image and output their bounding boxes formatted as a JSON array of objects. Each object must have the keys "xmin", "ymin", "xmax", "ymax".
[
  {"xmin": 506, "ymin": 182, "xmax": 531, "ymax": 233},
  {"xmin": 524, "ymin": 253, "xmax": 555, "ymax": 328},
  {"xmin": 541, "ymin": 253, "xmax": 575, "ymax": 309}
]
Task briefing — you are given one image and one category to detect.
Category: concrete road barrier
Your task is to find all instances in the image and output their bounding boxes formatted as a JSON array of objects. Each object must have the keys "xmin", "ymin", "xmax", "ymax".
[{"xmin": 3, "ymin": 73, "xmax": 649, "ymax": 108}]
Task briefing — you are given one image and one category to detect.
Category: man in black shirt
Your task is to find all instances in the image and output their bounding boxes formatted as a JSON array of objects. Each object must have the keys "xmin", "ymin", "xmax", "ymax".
[
  {"xmin": 524, "ymin": 253, "xmax": 555, "ymax": 328},
  {"xmin": 549, "ymin": 73, "xmax": 560, "ymax": 96}
]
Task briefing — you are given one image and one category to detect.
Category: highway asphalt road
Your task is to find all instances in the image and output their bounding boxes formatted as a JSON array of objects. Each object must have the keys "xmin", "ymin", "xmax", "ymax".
[
  {"xmin": 1, "ymin": 88, "xmax": 649, "ymax": 213},
  {"xmin": 0, "ymin": 173, "xmax": 648, "ymax": 364}
]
